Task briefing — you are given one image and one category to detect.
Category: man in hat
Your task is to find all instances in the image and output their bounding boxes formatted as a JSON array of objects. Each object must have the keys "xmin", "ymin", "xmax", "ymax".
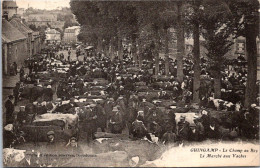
[
  {"xmin": 177, "ymin": 115, "xmax": 191, "ymax": 141},
  {"xmin": 13, "ymin": 82, "xmax": 20, "ymax": 105},
  {"xmin": 95, "ymin": 101, "xmax": 106, "ymax": 132},
  {"xmin": 17, "ymin": 106, "xmax": 27, "ymax": 126},
  {"xmin": 200, "ymin": 110, "xmax": 210, "ymax": 137},
  {"xmin": 83, "ymin": 105, "xmax": 97, "ymax": 143},
  {"xmin": 131, "ymin": 115, "xmax": 152, "ymax": 141},
  {"xmin": 46, "ymin": 131, "xmax": 56, "ymax": 146},
  {"xmin": 104, "ymin": 98, "xmax": 114, "ymax": 120},
  {"xmin": 44, "ymin": 85, "xmax": 53, "ymax": 101},
  {"xmin": 109, "ymin": 107, "xmax": 123, "ymax": 134},
  {"xmin": 161, "ymin": 124, "xmax": 177, "ymax": 145},
  {"xmin": 5, "ymin": 95, "xmax": 15, "ymax": 124},
  {"xmin": 3, "ymin": 124, "xmax": 16, "ymax": 148},
  {"xmin": 65, "ymin": 137, "xmax": 83, "ymax": 155},
  {"xmin": 193, "ymin": 116, "xmax": 205, "ymax": 141}
]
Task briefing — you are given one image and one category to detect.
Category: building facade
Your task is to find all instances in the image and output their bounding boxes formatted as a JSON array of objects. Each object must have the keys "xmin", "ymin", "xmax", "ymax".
[
  {"xmin": 2, "ymin": 19, "xmax": 27, "ymax": 75},
  {"xmin": 45, "ymin": 28, "xmax": 61, "ymax": 44},
  {"xmin": 9, "ymin": 17, "xmax": 34, "ymax": 57},
  {"xmin": 63, "ymin": 26, "xmax": 80, "ymax": 44}
]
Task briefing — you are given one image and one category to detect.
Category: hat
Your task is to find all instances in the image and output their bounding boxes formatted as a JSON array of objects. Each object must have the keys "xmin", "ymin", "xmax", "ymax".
[
  {"xmin": 4, "ymin": 124, "xmax": 13, "ymax": 131},
  {"xmin": 20, "ymin": 106, "xmax": 25, "ymax": 111},
  {"xmin": 41, "ymin": 101, "xmax": 47, "ymax": 106},
  {"xmin": 109, "ymin": 98, "xmax": 114, "ymax": 101},
  {"xmin": 33, "ymin": 101, "xmax": 38, "ymax": 105},
  {"xmin": 202, "ymin": 110, "xmax": 208, "ymax": 115},
  {"xmin": 193, "ymin": 115, "xmax": 200, "ymax": 121},
  {"xmin": 251, "ymin": 104, "xmax": 257, "ymax": 108},
  {"xmin": 47, "ymin": 85, "xmax": 52, "ymax": 88},
  {"xmin": 70, "ymin": 137, "xmax": 77, "ymax": 141},
  {"xmin": 138, "ymin": 110, "xmax": 144, "ymax": 116},
  {"xmin": 180, "ymin": 115, "xmax": 186, "ymax": 120},
  {"xmin": 47, "ymin": 131, "xmax": 55, "ymax": 136},
  {"xmin": 112, "ymin": 106, "xmax": 119, "ymax": 112},
  {"xmin": 90, "ymin": 104, "xmax": 96, "ymax": 108}
]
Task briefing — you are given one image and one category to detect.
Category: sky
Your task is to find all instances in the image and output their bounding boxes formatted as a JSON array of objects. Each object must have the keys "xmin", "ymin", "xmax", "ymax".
[{"xmin": 16, "ymin": 0, "xmax": 70, "ymax": 10}]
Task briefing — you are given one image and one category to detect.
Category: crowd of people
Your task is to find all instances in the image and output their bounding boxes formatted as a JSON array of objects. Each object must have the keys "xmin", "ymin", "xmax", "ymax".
[{"xmin": 4, "ymin": 45, "xmax": 260, "ymax": 149}]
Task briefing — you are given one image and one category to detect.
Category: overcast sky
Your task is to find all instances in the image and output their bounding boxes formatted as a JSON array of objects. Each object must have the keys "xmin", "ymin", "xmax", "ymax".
[{"xmin": 16, "ymin": 0, "xmax": 70, "ymax": 10}]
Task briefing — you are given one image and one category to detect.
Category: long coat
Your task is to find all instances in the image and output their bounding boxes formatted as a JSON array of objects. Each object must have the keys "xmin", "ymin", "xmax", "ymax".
[{"xmin": 5, "ymin": 99, "xmax": 14, "ymax": 124}]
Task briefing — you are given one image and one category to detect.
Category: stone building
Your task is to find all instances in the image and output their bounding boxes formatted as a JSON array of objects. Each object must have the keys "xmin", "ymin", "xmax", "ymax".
[{"xmin": 2, "ymin": 19, "xmax": 27, "ymax": 75}]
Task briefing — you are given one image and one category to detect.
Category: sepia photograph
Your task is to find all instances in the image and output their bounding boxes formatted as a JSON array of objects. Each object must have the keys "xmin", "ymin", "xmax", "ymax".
[{"xmin": 1, "ymin": 0, "xmax": 260, "ymax": 167}]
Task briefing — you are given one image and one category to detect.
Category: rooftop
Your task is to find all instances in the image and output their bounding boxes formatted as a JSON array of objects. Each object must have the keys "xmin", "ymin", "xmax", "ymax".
[
  {"xmin": 2, "ymin": 19, "xmax": 27, "ymax": 43},
  {"xmin": 9, "ymin": 17, "xmax": 33, "ymax": 35}
]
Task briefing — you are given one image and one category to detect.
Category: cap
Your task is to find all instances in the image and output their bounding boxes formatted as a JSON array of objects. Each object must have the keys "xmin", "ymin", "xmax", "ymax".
[
  {"xmin": 47, "ymin": 131, "xmax": 55, "ymax": 136},
  {"xmin": 4, "ymin": 124, "xmax": 13, "ymax": 131}
]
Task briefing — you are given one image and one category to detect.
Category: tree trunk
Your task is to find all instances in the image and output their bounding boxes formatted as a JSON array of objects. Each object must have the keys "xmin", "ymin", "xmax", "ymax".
[
  {"xmin": 132, "ymin": 36, "xmax": 138, "ymax": 66},
  {"xmin": 192, "ymin": 4, "xmax": 201, "ymax": 104},
  {"xmin": 176, "ymin": 2, "xmax": 184, "ymax": 82},
  {"xmin": 118, "ymin": 37, "xmax": 123, "ymax": 60},
  {"xmin": 97, "ymin": 36, "xmax": 102, "ymax": 53},
  {"xmin": 214, "ymin": 72, "xmax": 221, "ymax": 99},
  {"xmin": 109, "ymin": 39, "xmax": 115, "ymax": 60},
  {"xmin": 244, "ymin": 24, "xmax": 258, "ymax": 108},
  {"xmin": 154, "ymin": 29, "xmax": 160, "ymax": 75},
  {"xmin": 164, "ymin": 28, "xmax": 170, "ymax": 76}
]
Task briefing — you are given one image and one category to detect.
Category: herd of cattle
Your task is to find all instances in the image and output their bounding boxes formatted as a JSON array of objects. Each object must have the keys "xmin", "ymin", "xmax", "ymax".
[{"xmin": 7, "ymin": 50, "xmax": 260, "ymax": 148}]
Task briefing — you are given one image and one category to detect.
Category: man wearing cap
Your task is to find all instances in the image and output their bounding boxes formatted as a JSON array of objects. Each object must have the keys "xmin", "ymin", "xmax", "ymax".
[
  {"xmin": 5, "ymin": 95, "xmax": 15, "ymax": 124},
  {"xmin": 177, "ymin": 115, "xmax": 191, "ymax": 141},
  {"xmin": 47, "ymin": 131, "xmax": 56, "ymax": 146}
]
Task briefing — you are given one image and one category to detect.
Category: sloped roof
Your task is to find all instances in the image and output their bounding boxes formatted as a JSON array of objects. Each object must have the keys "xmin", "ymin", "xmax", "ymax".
[
  {"xmin": 46, "ymin": 29, "xmax": 60, "ymax": 34},
  {"xmin": 9, "ymin": 17, "xmax": 33, "ymax": 36},
  {"xmin": 2, "ymin": 19, "xmax": 27, "ymax": 43}
]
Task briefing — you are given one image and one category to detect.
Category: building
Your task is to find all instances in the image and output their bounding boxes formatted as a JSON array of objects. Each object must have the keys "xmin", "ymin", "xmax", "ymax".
[
  {"xmin": 2, "ymin": 0, "xmax": 18, "ymax": 20},
  {"xmin": 9, "ymin": 17, "xmax": 34, "ymax": 57},
  {"xmin": 45, "ymin": 28, "xmax": 61, "ymax": 44},
  {"xmin": 2, "ymin": 19, "xmax": 27, "ymax": 75},
  {"xmin": 25, "ymin": 14, "xmax": 57, "ymax": 27},
  {"xmin": 32, "ymin": 32, "xmax": 42, "ymax": 55},
  {"xmin": 63, "ymin": 26, "xmax": 80, "ymax": 44}
]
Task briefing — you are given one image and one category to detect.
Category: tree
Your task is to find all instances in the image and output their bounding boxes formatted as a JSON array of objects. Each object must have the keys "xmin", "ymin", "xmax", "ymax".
[
  {"xmin": 176, "ymin": 2, "xmax": 185, "ymax": 82},
  {"xmin": 184, "ymin": 1, "xmax": 202, "ymax": 103},
  {"xmin": 228, "ymin": 0, "xmax": 259, "ymax": 108},
  {"xmin": 200, "ymin": 0, "xmax": 233, "ymax": 99}
]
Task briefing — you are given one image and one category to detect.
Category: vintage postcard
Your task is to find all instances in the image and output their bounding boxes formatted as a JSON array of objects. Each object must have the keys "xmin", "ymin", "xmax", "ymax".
[{"xmin": 2, "ymin": 0, "xmax": 260, "ymax": 167}]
